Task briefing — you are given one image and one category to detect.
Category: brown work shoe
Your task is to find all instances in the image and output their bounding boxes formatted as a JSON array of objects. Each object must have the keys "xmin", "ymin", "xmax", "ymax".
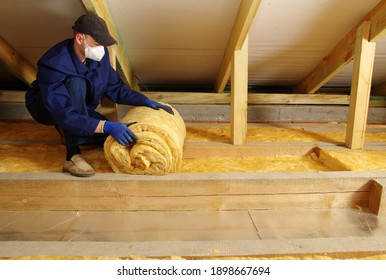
[{"xmin": 62, "ymin": 154, "xmax": 95, "ymax": 177}]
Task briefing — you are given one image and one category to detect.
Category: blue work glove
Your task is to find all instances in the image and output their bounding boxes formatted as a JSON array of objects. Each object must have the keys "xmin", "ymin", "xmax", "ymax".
[
  {"xmin": 104, "ymin": 121, "xmax": 138, "ymax": 146},
  {"xmin": 143, "ymin": 99, "xmax": 174, "ymax": 115}
]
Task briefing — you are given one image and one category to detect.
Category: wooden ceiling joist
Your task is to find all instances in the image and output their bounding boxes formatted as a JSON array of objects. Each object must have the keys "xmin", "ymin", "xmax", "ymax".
[
  {"xmin": 214, "ymin": 0, "xmax": 261, "ymax": 93},
  {"xmin": 0, "ymin": 36, "xmax": 37, "ymax": 86},
  {"xmin": 81, "ymin": 0, "xmax": 139, "ymax": 90},
  {"xmin": 294, "ymin": 0, "xmax": 386, "ymax": 94}
]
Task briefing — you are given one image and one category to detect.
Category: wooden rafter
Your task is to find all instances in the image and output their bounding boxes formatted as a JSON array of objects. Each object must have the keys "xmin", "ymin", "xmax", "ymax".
[
  {"xmin": 0, "ymin": 36, "xmax": 37, "ymax": 86},
  {"xmin": 370, "ymin": 0, "xmax": 386, "ymax": 42},
  {"xmin": 81, "ymin": 0, "xmax": 139, "ymax": 90},
  {"xmin": 294, "ymin": 0, "xmax": 386, "ymax": 94},
  {"xmin": 214, "ymin": 0, "xmax": 261, "ymax": 93}
]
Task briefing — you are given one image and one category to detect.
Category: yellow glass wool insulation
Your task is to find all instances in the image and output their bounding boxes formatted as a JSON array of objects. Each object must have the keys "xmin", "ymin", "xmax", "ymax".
[
  {"xmin": 180, "ymin": 154, "xmax": 331, "ymax": 173},
  {"xmin": 185, "ymin": 126, "xmax": 386, "ymax": 143},
  {"xmin": 104, "ymin": 105, "xmax": 186, "ymax": 175},
  {"xmin": 0, "ymin": 144, "xmax": 112, "ymax": 173},
  {"xmin": 319, "ymin": 150, "xmax": 386, "ymax": 171},
  {"xmin": 2, "ymin": 121, "xmax": 386, "ymax": 174}
]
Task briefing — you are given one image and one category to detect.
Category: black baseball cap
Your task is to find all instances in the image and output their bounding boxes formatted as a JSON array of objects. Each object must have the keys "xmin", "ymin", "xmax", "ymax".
[{"xmin": 72, "ymin": 14, "xmax": 117, "ymax": 46}]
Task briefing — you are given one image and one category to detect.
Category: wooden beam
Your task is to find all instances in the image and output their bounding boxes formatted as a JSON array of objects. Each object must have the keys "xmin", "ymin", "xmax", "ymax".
[
  {"xmin": 215, "ymin": 0, "xmax": 261, "ymax": 93},
  {"xmin": 81, "ymin": 0, "xmax": 139, "ymax": 90},
  {"xmin": 5, "ymin": 90, "xmax": 386, "ymax": 106},
  {"xmin": 0, "ymin": 36, "xmax": 37, "ymax": 86},
  {"xmin": 231, "ymin": 36, "xmax": 248, "ymax": 145},
  {"xmin": 143, "ymin": 92, "xmax": 355, "ymax": 105},
  {"xmin": 294, "ymin": 0, "xmax": 386, "ymax": 94},
  {"xmin": 0, "ymin": 171, "xmax": 375, "ymax": 211},
  {"xmin": 128, "ymin": 92, "xmax": 386, "ymax": 107},
  {"xmin": 345, "ymin": 22, "xmax": 376, "ymax": 149},
  {"xmin": 294, "ymin": 40, "xmax": 355, "ymax": 94},
  {"xmin": 370, "ymin": 179, "xmax": 386, "ymax": 215},
  {"xmin": 370, "ymin": 0, "xmax": 386, "ymax": 42}
]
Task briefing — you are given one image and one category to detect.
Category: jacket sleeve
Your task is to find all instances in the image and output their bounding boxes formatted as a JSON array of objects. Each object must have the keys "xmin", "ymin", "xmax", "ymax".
[
  {"xmin": 104, "ymin": 64, "xmax": 149, "ymax": 106},
  {"xmin": 38, "ymin": 63, "xmax": 100, "ymax": 136}
]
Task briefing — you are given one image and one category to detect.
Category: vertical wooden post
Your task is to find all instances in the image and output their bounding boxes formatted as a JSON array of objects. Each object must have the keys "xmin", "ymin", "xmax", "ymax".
[
  {"xmin": 100, "ymin": 46, "xmax": 118, "ymax": 122},
  {"xmin": 231, "ymin": 35, "xmax": 248, "ymax": 145},
  {"xmin": 345, "ymin": 21, "xmax": 376, "ymax": 149}
]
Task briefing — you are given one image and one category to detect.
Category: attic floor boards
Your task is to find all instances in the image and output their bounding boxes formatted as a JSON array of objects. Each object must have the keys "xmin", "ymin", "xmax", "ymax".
[
  {"xmin": 1, "ymin": 120, "xmax": 386, "ymax": 258},
  {"xmin": 2, "ymin": 208, "xmax": 381, "ymax": 243},
  {"xmin": 0, "ymin": 209, "xmax": 386, "ymax": 258}
]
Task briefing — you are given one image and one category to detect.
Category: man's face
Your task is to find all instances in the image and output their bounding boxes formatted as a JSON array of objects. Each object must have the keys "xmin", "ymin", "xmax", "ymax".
[{"xmin": 75, "ymin": 33, "xmax": 100, "ymax": 57}]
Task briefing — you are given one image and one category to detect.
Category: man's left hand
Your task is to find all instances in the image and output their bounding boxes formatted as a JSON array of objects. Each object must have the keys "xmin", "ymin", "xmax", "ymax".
[{"xmin": 144, "ymin": 99, "xmax": 174, "ymax": 115}]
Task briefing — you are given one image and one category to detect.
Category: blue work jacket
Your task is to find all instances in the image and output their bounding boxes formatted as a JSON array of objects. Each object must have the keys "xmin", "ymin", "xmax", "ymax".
[{"xmin": 26, "ymin": 38, "xmax": 148, "ymax": 136}]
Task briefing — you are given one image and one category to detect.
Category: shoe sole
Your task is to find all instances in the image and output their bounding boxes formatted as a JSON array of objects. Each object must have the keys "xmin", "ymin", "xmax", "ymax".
[{"xmin": 62, "ymin": 167, "xmax": 95, "ymax": 177}]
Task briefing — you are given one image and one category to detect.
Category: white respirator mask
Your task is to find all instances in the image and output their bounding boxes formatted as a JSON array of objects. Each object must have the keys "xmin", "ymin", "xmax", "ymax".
[{"xmin": 83, "ymin": 34, "xmax": 105, "ymax": 61}]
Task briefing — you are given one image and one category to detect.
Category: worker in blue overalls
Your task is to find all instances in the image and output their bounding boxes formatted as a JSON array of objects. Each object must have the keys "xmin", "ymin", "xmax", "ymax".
[{"xmin": 25, "ymin": 13, "xmax": 173, "ymax": 177}]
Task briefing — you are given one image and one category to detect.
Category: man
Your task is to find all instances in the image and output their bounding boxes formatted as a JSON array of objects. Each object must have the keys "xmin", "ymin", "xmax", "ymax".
[{"xmin": 25, "ymin": 13, "xmax": 173, "ymax": 177}]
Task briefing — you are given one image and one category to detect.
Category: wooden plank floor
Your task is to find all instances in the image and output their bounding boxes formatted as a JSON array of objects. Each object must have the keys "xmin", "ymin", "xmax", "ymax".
[
  {"xmin": 1, "ymin": 208, "xmax": 385, "ymax": 242},
  {"xmin": 0, "ymin": 208, "xmax": 386, "ymax": 258}
]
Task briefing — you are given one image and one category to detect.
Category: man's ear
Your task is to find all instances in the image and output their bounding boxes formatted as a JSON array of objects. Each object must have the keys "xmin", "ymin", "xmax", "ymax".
[{"xmin": 74, "ymin": 33, "xmax": 83, "ymax": 45}]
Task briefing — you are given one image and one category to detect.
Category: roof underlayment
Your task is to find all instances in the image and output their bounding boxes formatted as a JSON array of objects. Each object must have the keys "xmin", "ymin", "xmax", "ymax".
[{"xmin": 1, "ymin": 0, "xmax": 386, "ymax": 92}]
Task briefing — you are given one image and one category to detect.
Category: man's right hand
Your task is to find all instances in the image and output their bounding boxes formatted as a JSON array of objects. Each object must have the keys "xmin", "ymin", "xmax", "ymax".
[{"xmin": 103, "ymin": 121, "xmax": 138, "ymax": 146}]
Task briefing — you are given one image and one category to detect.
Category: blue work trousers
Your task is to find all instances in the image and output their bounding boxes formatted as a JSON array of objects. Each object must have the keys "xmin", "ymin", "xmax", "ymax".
[{"xmin": 26, "ymin": 76, "xmax": 107, "ymax": 148}]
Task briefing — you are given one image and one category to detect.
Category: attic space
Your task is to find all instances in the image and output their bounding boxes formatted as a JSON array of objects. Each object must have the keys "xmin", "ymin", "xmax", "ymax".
[{"xmin": 1, "ymin": 0, "xmax": 386, "ymax": 259}]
